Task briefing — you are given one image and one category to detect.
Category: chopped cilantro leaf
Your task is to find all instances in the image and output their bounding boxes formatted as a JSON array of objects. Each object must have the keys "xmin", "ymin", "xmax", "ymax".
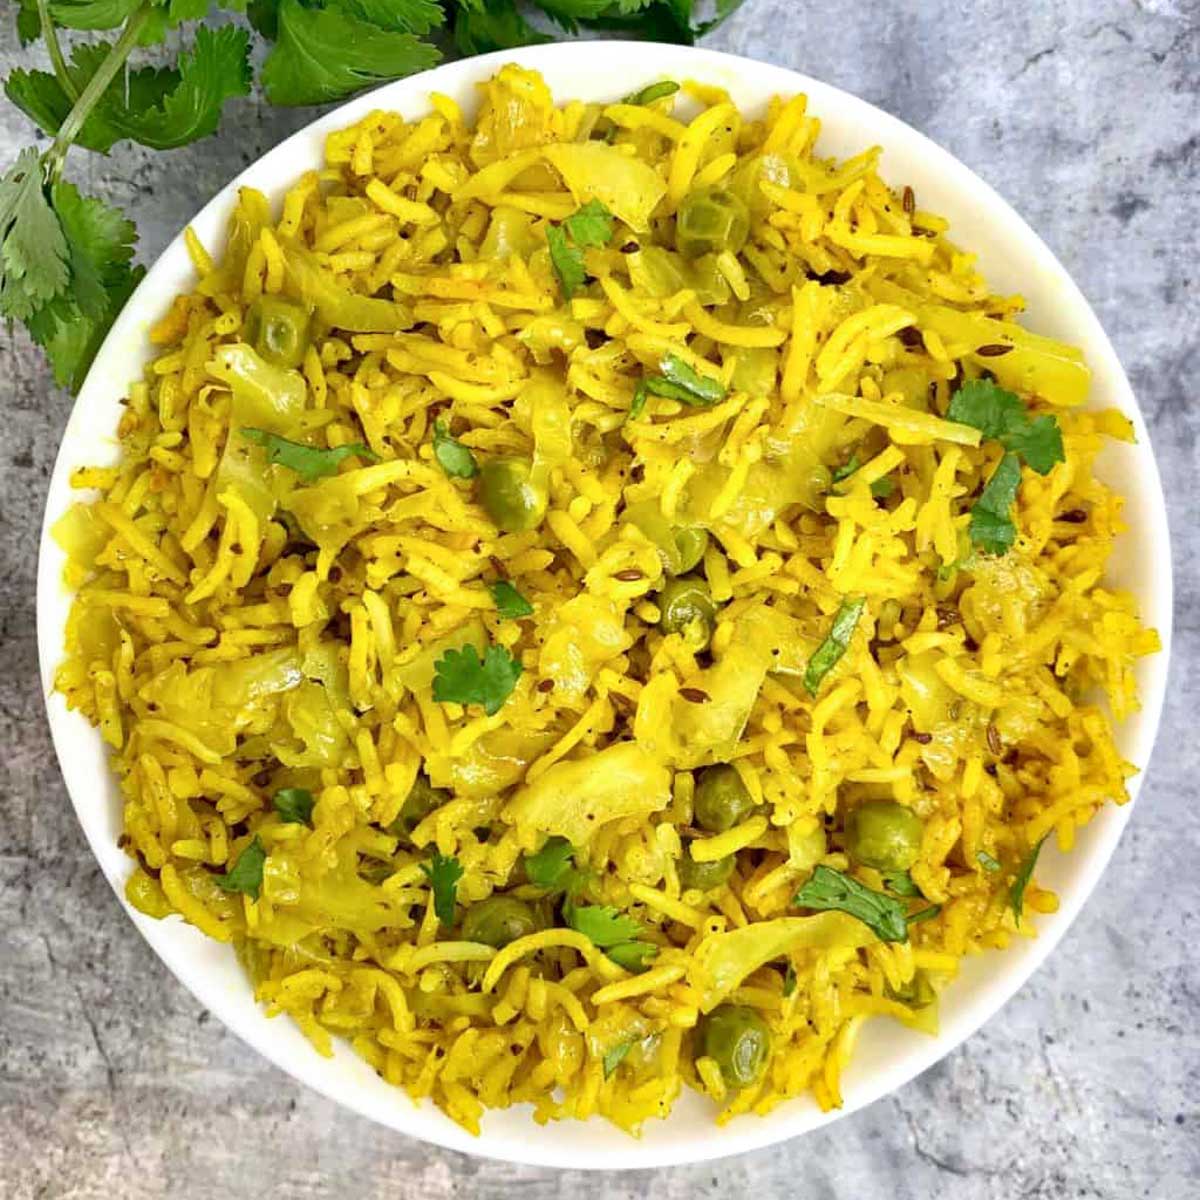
[
  {"xmin": 881, "ymin": 870, "xmax": 922, "ymax": 897},
  {"xmin": 947, "ymin": 379, "xmax": 1065, "ymax": 476},
  {"xmin": 241, "ymin": 427, "xmax": 378, "ymax": 483},
  {"xmin": 547, "ymin": 222, "xmax": 586, "ymax": 300},
  {"xmin": 782, "ymin": 963, "xmax": 797, "ymax": 996},
  {"xmin": 602, "ymin": 1039, "xmax": 634, "ymax": 1077},
  {"xmin": 214, "ymin": 835, "xmax": 266, "ymax": 899},
  {"xmin": 489, "ymin": 579, "xmax": 533, "ymax": 619},
  {"xmin": 803, "ymin": 596, "xmax": 866, "ymax": 696},
  {"xmin": 563, "ymin": 199, "xmax": 614, "ymax": 249},
  {"xmin": 272, "ymin": 787, "xmax": 314, "ymax": 825},
  {"xmin": 793, "ymin": 864, "xmax": 909, "ymax": 943},
  {"xmin": 1010, "ymin": 834, "xmax": 1048, "ymax": 927},
  {"xmin": 871, "ymin": 477, "xmax": 895, "ymax": 498},
  {"xmin": 524, "ymin": 836, "xmax": 578, "ymax": 890},
  {"xmin": 831, "ymin": 454, "xmax": 861, "ymax": 484},
  {"xmin": 548, "ymin": 200, "xmax": 614, "ymax": 299},
  {"xmin": 604, "ymin": 940, "xmax": 658, "ymax": 972},
  {"xmin": 906, "ymin": 904, "xmax": 941, "ymax": 926},
  {"xmin": 969, "ymin": 452, "xmax": 1022, "ymax": 555},
  {"xmin": 420, "ymin": 851, "xmax": 463, "ymax": 925},
  {"xmin": 432, "ymin": 419, "xmax": 477, "ymax": 478},
  {"xmin": 432, "ymin": 643, "xmax": 522, "ymax": 716},
  {"xmin": 564, "ymin": 902, "xmax": 643, "ymax": 948},
  {"xmin": 624, "ymin": 80, "xmax": 680, "ymax": 106},
  {"xmin": 643, "ymin": 353, "xmax": 725, "ymax": 407},
  {"xmin": 628, "ymin": 379, "xmax": 648, "ymax": 421}
]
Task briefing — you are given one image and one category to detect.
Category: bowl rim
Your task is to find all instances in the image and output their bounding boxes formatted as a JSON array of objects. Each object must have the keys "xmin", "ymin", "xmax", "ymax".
[{"xmin": 35, "ymin": 38, "xmax": 1174, "ymax": 1170}]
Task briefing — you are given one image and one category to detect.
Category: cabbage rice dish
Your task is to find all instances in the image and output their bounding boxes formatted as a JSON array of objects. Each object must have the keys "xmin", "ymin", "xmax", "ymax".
[{"xmin": 54, "ymin": 66, "xmax": 1160, "ymax": 1134}]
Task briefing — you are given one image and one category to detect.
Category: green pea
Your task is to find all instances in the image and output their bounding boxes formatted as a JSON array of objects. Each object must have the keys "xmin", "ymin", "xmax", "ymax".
[
  {"xmin": 844, "ymin": 799, "xmax": 924, "ymax": 871},
  {"xmin": 678, "ymin": 849, "xmax": 735, "ymax": 892},
  {"xmin": 672, "ymin": 527, "xmax": 709, "ymax": 575},
  {"xmin": 479, "ymin": 456, "xmax": 547, "ymax": 532},
  {"xmin": 461, "ymin": 896, "xmax": 539, "ymax": 948},
  {"xmin": 387, "ymin": 773, "xmax": 448, "ymax": 838},
  {"xmin": 886, "ymin": 969, "xmax": 936, "ymax": 1009},
  {"xmin": 698, "ymin": 1004, "xmax": 771, "ymax": 1089},
  {"xmin": 693, "ymin": 764, "xmax": 755, "ymax": 834},
  {"xmin": 675, "ymin": 186, "xmax": 750, "ymax": 259},
  {"xmin": 244, "ymin": 296, "xmax": 310, "ymax": 368},
  {"xmin": 658, "ymin": 576, "xmax": 716, "ymax": 650}
]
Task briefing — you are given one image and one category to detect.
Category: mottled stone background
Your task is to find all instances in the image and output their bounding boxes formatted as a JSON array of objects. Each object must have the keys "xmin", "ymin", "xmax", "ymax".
[{"xmin": 1, "ymin": 2, "xmax": 1197, "ymax": 1197}]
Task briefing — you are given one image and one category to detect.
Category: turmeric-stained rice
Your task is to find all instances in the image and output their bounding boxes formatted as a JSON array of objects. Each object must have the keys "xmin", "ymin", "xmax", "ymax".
[{"xmin": 55, "ymin": 66, "xmax": 1159, "ymax": 1134}]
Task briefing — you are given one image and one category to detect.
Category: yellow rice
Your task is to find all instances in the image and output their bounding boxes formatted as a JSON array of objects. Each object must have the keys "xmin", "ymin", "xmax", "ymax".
[{"xmin": 54, "ymin": 66, "xmax": 1160, "ymax": 1135}]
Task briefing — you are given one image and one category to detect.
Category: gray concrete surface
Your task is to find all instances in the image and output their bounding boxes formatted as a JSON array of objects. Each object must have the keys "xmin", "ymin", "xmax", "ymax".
[{"xmin": 1, "ymin": 2, "xmax": 1197, "ymax": 1197}]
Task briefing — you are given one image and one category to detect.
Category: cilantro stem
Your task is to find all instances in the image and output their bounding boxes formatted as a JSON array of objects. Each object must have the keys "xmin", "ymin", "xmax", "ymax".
[
  {"xmin": 46, "ymin": 3, "xmax": 153, "ymax": 181},
  {"xmin": 37, "ymin": 0, "xmax": 78, "ymax": 103}
]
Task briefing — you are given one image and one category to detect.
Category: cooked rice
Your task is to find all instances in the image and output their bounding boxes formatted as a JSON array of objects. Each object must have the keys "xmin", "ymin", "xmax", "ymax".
[{"xmin": 54, "ymin": 66, "xmax": 1160, "ymax": 1134}]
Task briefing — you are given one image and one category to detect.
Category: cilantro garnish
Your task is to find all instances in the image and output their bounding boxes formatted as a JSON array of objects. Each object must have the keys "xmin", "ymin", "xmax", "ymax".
[
  {"xmin": 420, "ymin": 850, "xmax": 463, "ymax": 926},
  {"xmin": 548, "ymin": 200, "xmax": 614, "ymax": 300},
  {"xmin": 831, "ymin": 454, "xmax": 861, "ymax": 485},
  {"xmin": 803, "ymin": 596, "xmax": 866, "ymax": 697},
  {"xmin": 272, "ymin": 787, "xmax": 314, "ymax": 825},
  {"xmin": 241, "ymin": 427, "xmax": 378, "ymax": 483},
  {"xmin": 881, "ymin": 870, "xmax": 922, "ymax": 897},
  {"xmin": 1010, "ymin": 834, "xmax": 1048, "ymax": 927},
  {"xmin": 642, "ymin": 352, "xmax": 725, "ymax": 408},
  {"xmin": 564, "ymin": 899, "xmax": 655, "ymax": 971},
  {"xmin": 602, "ymin": 1040, "xmax": 633, "ymax": 1078},
  {"xmin": 431, "ymin": 643, "xmax": 522, "ymax": 716},
  {"xmin": 948, "ymin": 380, "xmax": 1066, "ymax": 556},
  {"xmin": 214, "ymin": 835, "xmax": 267, "ymax": 899},
  {"xmin": 782, "ymin": 963, "xmax": 797, "ymax": 996},
  {"xmin": 432, "ymin": 419, "xmax": 477, "ymax": 479},
  {"xmin": 524, "ymin": 836, "xmax": 578, "ymax": 890},
  {"xmin": 623, "ymin": 80, "xmax": 680, "ymax": 106},
  {"xmin": 969, "ymin": 452, "xmax": 1023, "ymax": 556},
  {"xmin": 793, "ymin": 864, "xmax": 910, "ymax": 943},
  {"xmin": 489, "ymin": 579, "xmax": 533, "ymax": 620},
  {"xmin": 947, "ymin": 379, "xmax": 1065, "ymax": 475}
]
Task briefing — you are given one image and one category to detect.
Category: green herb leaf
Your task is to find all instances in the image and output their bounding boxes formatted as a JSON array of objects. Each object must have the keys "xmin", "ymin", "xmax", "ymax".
[
  {"xmin": 432, "ymin": 643, "xmax": 523, "ymax": 716},
  {"xmin": 48, "ymin": 0, "xmax": 141, "ymax": 31},
  {"xmin": 644, "ymin": 352, "xmax": 726, "ymax": 407},
  {"xmin": 793, "ymin": 864, "xmax": 909, "ymax": 943},
  {"xmin": 547, "ymin": 221, "xmax": 587, "ymax": 300},
  {"xmin": 782, "ymin": 962, "xmax": 797, "ymax": 996},
  {"xmin": 870, "ymin": 477, "xmax": 895, "ymax": 499},
  {"xmin": 261, "ymin": 0, "xmax": 441, "ymax": 107},
  {"xmin": 881, "ymin": 870, "xmax": 922, "ymax": 897},
  {"xmin": 968, "ymin": 452, "xmax": 1022, "ymax": 555},
  {"xmin": 563, "ymin": 199, "xmax": 614, "ymax": 249},
  {"xmin": 830, "ymin": 454, "xmax": 861, "ymax": 485},
  {"xmin": 432, "ymin": 419, "xmax": 478, "ymax": 478},
  {"xmin": 452, "ymin": 0, "xmax": 550, "ymax": 55},
  {"xmin": 803, "ymin": 595, "xmax": 866, "ymax": 696},
  {"xmin": 605, "ymin": 940, "xmax": 658, "ymax": 972},
  {"xmin": 342, "ymin": 0, "xmax": 444, "ymax": 35},
  {"xmin": 215, "ymin": 835, "xmax": 267, "ymax": 899},
  {"xmin": 524, "ymin": 836, "xmax": 577, "ymax": 890},
  {"xmin": 0, "ymin": 149, "xmax": 69, "ymax": 322},
  {"xmin": 272, "ymin": 787, "xmax": 315, "ymax": 825},
  {"xmin": 1010, "ymin": 834, "xmax": 1048, "ymax": 927},
  {"xmin": 564, "ymin": 902, "xmax": 643, "ymax": 948},
  {"xmin": 420, "ymin": 851, "xmax": 464, "ymax": 925},
  {"xmin": 7, "ymin": 27, "xmax": 252, "ymax": 153},
  {"xmin": 976, "ymin": 850, "xmax": 1002, "ymax": 873},
  {"xmin": 241, "ymin": 427, "xmax": 378, "ymax": 483},
  {"xmin": 15, "ymin": 0, "xmax": 41, "ymax": 44},
  {"xmin": 627, "ymin": 379, "xmax": 648, "ymax": 421},
  {"xmin": 906, "ymin": 904, "xmax": 941, "ymax": 926},
  {"xmin": 623, "ymin": 80, "xmax": 680, "ymax": 105},
  {"xmin": 602, "ymin": 1039, "xmax": 633, "ymax": 1078},
  {"xmin": 947, "ymin": 379, "xmax": 1065, "ymax": 476},
  {"xmin": 489, "ymin": 579, "xmax": 533, "ymax": 619}
]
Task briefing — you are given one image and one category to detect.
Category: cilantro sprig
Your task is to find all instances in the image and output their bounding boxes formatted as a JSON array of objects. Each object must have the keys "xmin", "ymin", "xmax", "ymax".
[
  {"xmin": 214, "ymin": 835, "xmax": 267, "ymax": 899},
  {"xmin": 432, "ymin": 419, "xmax": 478, "ymax": 479},
  {"xmin": 564, "ymin": 899, "xmax": 657, "ymax": 973},
  {"xmin": 948, "ymin": 379, "xmax": 1066, "ymax": 556},
  {"xmin": 1010, "ymin": 834, "xmax": 1049, "ymax": 927},
  {"xmin": 548, "ymin": 199, "xmax": 615, "ymax": 300},
  {"xmin": 432, "ymin": 642, "xmax": 523, "ymax": 716},
  {"xmin": 803, "ymin": 596, "xmax": 866, "ymax": 697},
  {"xmin": 241, "ymin": 427, "xmax": 378, "ymax": 483},
  {"xmin": 793, "ymin": 864, "xmax": 914, "ymax": 944},
  {"xmin": 272, "ymin": 787, "xmax": 315, "ymax": 825},
  {"xmin": 4, "ymin": 4, "xmax": 746, "ymax": 394},
  {"xmin": 420, "ymin": 851, "xmax": 464, "ymax": 926},
  {"xmin": 489, "ymin": 579, "xmax": 533, "ymax": 620}
]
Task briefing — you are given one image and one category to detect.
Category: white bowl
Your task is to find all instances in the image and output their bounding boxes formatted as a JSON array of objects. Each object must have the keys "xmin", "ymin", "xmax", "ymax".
[{"xmin": 36, "ymin": 40, "xmax": 1173, "ymax": 1170}]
